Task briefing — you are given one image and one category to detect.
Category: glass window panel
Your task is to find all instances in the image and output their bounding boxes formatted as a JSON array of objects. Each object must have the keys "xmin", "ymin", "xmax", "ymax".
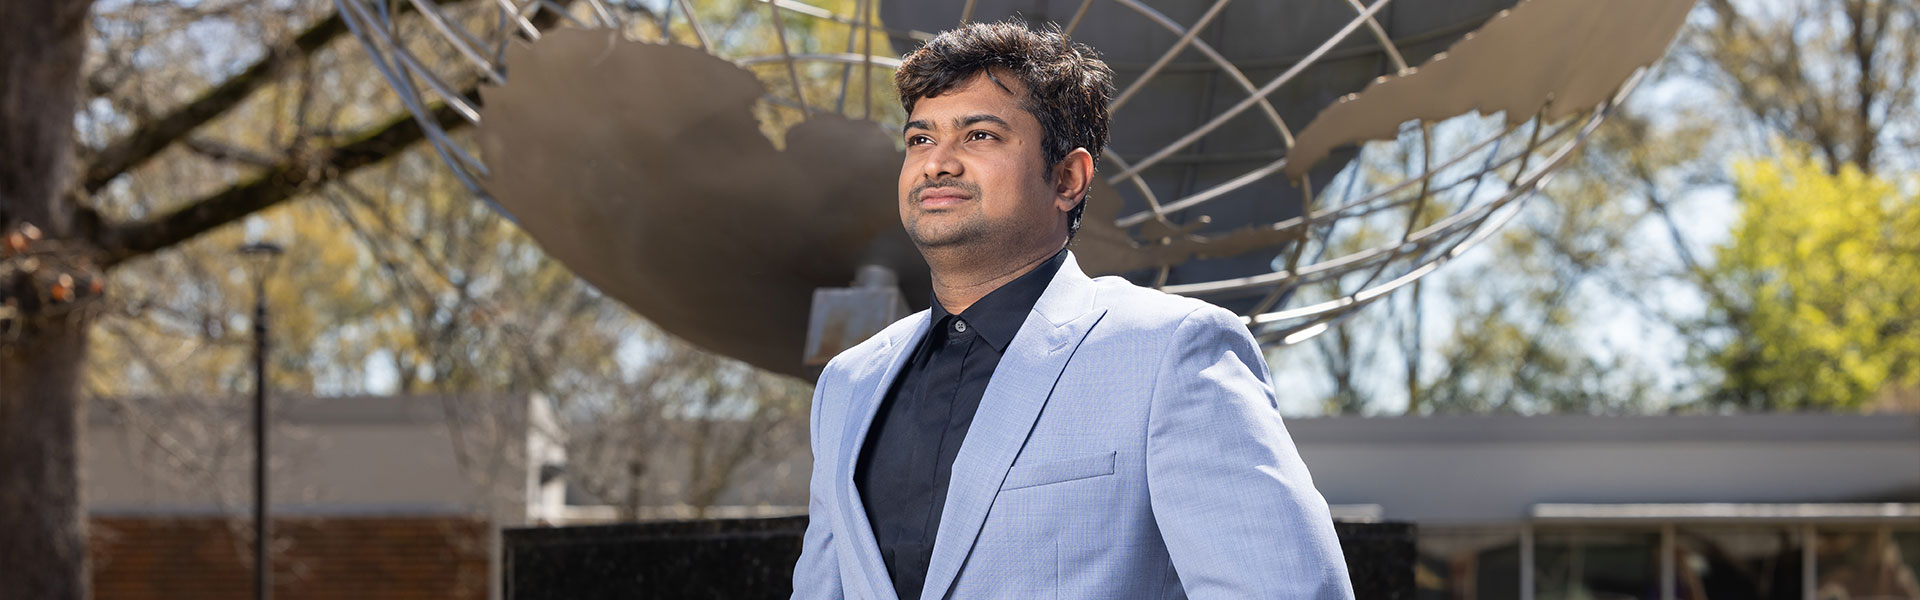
[
  {"xmin": 1417, "ymin": 525, "xmax": 1521, "ymax": 600},
  {"xmin": 1534, "ymin": 529, "xmax": 1660, "ymax": 600},
  {"xmin": 1899, "ymin": 530, "xmax": 1920, "ymax": 596},
  {"xmin": 1674, "ymin": 527, "xmax": 1803, "ymax": 600},
  {"xmin": 1816, "ymin": 527, "xmax": 1920, "ymax": 600}
]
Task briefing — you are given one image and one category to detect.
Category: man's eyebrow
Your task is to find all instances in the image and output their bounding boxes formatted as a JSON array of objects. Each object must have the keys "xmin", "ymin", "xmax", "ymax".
[
  {"xmin": 902, "ymin": 114, "xmax": 1011, "ymax": 134},
  {"xmin": 957, "ymin": 114, "xmax": 1010, "ymax": 129}
]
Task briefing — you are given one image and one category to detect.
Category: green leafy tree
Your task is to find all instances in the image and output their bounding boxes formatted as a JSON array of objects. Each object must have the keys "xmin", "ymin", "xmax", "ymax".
[{"xmin": 1706, "ymin": 148, "xmax": 1920, "ymax": 410}]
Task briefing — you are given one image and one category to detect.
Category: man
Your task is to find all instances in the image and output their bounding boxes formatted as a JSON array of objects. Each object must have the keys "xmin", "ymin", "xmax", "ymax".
[{"xmin": 793, "ymin": 20, "xmax": 1353, "ymax": 600}]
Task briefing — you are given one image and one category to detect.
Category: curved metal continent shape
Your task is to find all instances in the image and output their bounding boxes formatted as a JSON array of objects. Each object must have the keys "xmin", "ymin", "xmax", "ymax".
[
  {"xmin": 1285, "ymin": 0, "xmax": 1696, "ymax": 178},
  {"xmin": 476, "ymin": 31, "xmax": 926, "ymax": 379}
]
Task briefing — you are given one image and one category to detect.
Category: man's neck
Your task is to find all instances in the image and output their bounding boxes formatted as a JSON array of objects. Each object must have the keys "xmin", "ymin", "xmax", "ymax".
[{"xmin": 925, "ymin": 242, "xmax": 1065, "ymax": 315}]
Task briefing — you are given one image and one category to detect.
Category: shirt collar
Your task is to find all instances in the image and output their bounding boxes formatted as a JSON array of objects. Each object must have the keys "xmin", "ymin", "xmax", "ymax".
[{"xmin": 929, "ymin": 248, "xmax": 1068, "ymax": 352}]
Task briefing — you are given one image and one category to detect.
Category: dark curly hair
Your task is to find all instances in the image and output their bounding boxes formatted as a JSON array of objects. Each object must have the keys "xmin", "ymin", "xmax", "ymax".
[{"xmin": 895, "ymin": 20, "xmax": 1115, "ymax": 239}]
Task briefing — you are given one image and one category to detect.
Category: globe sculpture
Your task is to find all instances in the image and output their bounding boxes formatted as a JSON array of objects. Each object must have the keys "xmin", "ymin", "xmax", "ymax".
[{"xmin": 333, "ymin": 0, "xmax": 1694, "ymax": 378}]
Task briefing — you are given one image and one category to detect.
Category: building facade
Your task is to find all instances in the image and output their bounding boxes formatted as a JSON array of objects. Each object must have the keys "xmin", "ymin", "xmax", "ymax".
[
  {"xmin": 1290, "ymin": 413, "xmax": 1920, "ymax": 600},
  {"xmin": 85, "ymin": 394, "xmax": 565, "ymax": 600}
]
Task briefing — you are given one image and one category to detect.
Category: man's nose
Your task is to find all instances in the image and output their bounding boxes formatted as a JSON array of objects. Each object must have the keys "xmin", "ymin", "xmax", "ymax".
[{"xmin": 921, "ymin": 143, "xmax": 962, "ymax": 180}]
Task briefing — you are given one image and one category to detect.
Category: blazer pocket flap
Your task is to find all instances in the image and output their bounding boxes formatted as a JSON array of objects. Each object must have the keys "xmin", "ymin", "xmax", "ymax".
[{"xmin": 1001, "ymin": 451, "xmax": 1116, "ymax": 491}]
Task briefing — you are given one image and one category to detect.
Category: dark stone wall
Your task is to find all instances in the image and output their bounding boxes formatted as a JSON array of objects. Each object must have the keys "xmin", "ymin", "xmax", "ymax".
[
  {"xmin": 504, "ymin": 517, "xmax": 1413, "ymax": 599},
  {"xmin": 1335, "ymin": 521, "xmax": 1417, "ymax": 600}
]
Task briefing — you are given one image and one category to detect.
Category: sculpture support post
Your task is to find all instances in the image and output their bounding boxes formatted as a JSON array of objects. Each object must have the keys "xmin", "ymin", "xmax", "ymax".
[{"xmin": 804, "ymin": 265, "xmax": 910, "ymax": 369}]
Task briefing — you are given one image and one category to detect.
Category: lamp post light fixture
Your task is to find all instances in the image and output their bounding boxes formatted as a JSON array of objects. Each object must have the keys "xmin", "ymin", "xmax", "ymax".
[{"xmin": 238, "ymin": 241, "xmax": 284, "ymax": 600}]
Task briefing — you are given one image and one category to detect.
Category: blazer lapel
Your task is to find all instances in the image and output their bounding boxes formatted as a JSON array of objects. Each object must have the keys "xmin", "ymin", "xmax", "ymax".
[
  {"xmin": 834, "ymin": 311, "xmax": 929, "ymax": 600},
  {"xmin": 918, "ymin": 253, "xmax": 1107, "ymax": 600}
]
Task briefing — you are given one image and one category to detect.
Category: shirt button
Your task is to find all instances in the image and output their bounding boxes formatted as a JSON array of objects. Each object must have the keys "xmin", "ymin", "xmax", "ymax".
[{"xmin": 953, "ymin": 320, "xmax": 968, "ymax": 333}]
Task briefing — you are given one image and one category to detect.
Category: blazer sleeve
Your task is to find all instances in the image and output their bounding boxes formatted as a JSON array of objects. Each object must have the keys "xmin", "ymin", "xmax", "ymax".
[
  {"xmin": 791, "ymin": 375, "xmax": 845, "ymax": 599},
  {"xmin": 1145, "ymin": 306, "xmax": 1354, "ymax": 599}
]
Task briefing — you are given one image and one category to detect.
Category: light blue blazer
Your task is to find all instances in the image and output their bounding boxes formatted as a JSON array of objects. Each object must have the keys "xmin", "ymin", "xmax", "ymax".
[{"xmin": 793, "ymin": 252, "xmax": 1354, "ymax": 600}]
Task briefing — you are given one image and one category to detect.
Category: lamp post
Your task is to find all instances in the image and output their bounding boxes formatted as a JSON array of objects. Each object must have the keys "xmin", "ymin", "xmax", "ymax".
[{"xmin": 238, "ymin": 241, "xmax": 284, "ymax": 600}]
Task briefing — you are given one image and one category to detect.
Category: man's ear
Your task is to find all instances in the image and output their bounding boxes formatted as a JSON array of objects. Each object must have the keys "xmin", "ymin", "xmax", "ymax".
[{"xmin": 1053, "ymin": 147, "xmax": 1095, "ymax": 213}]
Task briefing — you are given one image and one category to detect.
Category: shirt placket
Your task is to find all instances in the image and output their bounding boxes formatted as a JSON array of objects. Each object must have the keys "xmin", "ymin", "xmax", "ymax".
[{"xmin": 918, "ymin": 317, "xmax": 976, "ymax": 544}]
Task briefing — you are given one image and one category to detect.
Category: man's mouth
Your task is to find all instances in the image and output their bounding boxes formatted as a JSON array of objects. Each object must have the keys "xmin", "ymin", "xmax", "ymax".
[{"xmin": 917, "ymin": 187, "xmax": 974, "ymax": 207}]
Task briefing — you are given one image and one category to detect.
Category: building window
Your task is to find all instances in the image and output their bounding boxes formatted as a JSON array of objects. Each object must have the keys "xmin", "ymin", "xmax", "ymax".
[
  {"xmin": 1418, "ymin": 525, "xmax": 1521, "ymax": 600},
  {"xmin": 1533, "ymin": 529, "xmax": 1660, "ymax": 600},
  {"xmin": 1422, "ymin": 517, "xmax": 1919, "ymax": 599},
  {"xmin": 1674, "ymin": 527, "xmax": 1803, "ymax": 599},
  {"xmin": 1899, "ymin": 530, "xmax": 1920, "ymax": 595},
  {"xmin": 1815, "ymin": 527, "xmax": 1920, "ymax": 599}
]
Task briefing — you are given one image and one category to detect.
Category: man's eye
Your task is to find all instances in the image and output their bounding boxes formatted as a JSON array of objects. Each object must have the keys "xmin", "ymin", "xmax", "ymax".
[
  {"xmin": 967, "ymin": 131, "xmax": 996, "ymax": 141},
  {"xmin": 907, "ymin": 135, "xmax": 931, "ymax": 146}
]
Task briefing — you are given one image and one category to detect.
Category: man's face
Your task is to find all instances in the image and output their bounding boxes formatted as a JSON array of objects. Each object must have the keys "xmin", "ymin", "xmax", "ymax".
[{"xmin": 898, "ymin": 70, "xmax": 1067, "ymax": 254}]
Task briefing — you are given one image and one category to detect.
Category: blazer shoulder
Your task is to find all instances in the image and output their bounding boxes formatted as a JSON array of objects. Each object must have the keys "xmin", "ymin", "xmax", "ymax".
[
  {"xmin": 819, "ymin": 309, "xmax": 927, "ymax": 384},
  {"xmin": 1088, "ymin": 275, "xmax": 1237, "ymax": 331}
]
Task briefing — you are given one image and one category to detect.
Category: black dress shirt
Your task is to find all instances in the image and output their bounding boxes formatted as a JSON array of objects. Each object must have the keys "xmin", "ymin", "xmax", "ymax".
[{"xmin": 853, "ymin": 248, "xmax": 1067, "ymax": 600}]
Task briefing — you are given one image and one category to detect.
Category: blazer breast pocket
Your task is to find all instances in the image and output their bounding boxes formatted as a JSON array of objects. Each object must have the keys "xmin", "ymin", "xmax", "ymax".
[{"xmin": 1000, "ymin": 451, "xmax": 1116, "ymax": 491}]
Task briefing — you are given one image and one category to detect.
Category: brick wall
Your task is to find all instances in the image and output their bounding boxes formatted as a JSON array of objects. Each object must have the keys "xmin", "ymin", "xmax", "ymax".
[{"xmin": 90, "ymin": 516, "xmax": 491, "ymax": 600}]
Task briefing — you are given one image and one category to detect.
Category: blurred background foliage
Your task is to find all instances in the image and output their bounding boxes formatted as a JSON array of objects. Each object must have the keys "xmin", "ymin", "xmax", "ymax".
[{"xmin": 1708, "ymin": 150, "xmax": 1918, "ymax": 411}]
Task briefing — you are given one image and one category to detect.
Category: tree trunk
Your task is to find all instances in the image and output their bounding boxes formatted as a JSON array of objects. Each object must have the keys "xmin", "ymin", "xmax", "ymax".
[
  {"xmin": 0, "ymin": 320, "xmax": 91, "ymax": 599},
  {"xmin": 1, "ymin": 0, "xmax": 99, "ymax": 598}
]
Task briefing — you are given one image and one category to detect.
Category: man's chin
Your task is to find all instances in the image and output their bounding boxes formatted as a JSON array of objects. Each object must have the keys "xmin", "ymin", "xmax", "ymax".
[
  {"xmin": 909, "ymin": 235, "xmax": 971, "ymax": 251},
  {"xmin": 906, "ymin": 228, "xmax": 985, "ymax": 252}
]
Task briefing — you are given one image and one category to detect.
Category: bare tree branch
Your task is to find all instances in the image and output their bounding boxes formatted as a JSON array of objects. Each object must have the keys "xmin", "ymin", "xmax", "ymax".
[
  {"xmin": 80, "ymin": 0, "xmax": 473, "ymax": 194},
  {"xmin": 82, "ymin": 11, "xmax": 347, "ymax": 194},
  {"xmin": 183, "ymin": 137, "xmax": 282, "ymax": 168},
  {"xmin": 97, "ymin": 91, "xmax": 476, "ymax": 267}
]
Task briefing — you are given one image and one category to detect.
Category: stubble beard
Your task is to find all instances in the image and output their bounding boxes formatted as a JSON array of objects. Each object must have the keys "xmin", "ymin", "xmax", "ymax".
[
  {"xmin": 903, "ymin": 174, "xmax": 1060, "ymax": 268},
  {"xmin": 904, "ymin": 177, "xmax": 990, "ymax": 252},
  {"xmin": 906, "ymin": 207, "xmax": 989, "ymax": 250}
]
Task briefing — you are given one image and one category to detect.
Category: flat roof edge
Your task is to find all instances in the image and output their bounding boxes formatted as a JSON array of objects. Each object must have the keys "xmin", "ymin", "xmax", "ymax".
[
  {"xmin": 1532, "ymin": 502, "xmax": 1920, "ymax": 523},
  {"xmin": 1287, "ymin": 413, "xmax": 1920, "ymax": 443}
]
